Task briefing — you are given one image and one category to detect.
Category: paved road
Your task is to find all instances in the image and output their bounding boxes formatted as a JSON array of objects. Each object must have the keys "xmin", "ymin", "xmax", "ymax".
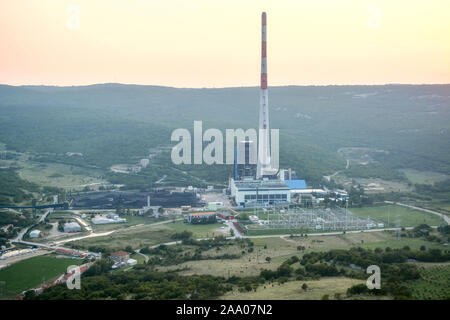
[
  {"xmin": 246, "ymin": 226, "xmax": 420, "ymax": 240},
  {"xmin": 11, "ymin": 209, "xmax": 52, "ymax": 243},
  {"xmin": 324, "ymin": 160, "xmax": 349, "ymax": 182},
  {"xmin": 134, "ymin": 250, "xmax": 149, "ymax": 263},
  {"xmin": 155, "ymin": 175, "xmax": 167, "ymax": 184},
  {"xmin": 54, "ymin": 230, "xmax": 115, "ymax": 245},
  {"xmin": 385, "ymin": 201, "xmax": 449, "ymax": 225},
  {"xmin": 226, "ymin": 221, "xmax": 244, "ymax": 238}
]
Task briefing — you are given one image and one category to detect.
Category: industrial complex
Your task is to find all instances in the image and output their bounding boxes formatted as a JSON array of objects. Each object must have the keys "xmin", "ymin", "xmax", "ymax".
[
  {"xmin": 227, "ymin": 12, "xmax": 376, "ymax": 233},
  {"xmin": 229, "ymin": 12, "xmax": 307, "ymax": 208}
]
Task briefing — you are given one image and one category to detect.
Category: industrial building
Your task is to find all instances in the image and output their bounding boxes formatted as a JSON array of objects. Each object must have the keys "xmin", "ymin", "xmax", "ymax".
[
  {"xmin": 92, "ymin": 215, "xmax": 126, "ymax": 224},
  {"xmin": 230, "ymin": 179, "xmax": 291, "ymax": 207},
  {"xmin": 228, "ymin": 13, "xmax": 307, "ymax": 208},
  {"xmin": 29, "ymin": 230, "xmax": 41, "ymax": 238},
  {"xmin": 54, "ymin": 248, "xmax": 101, "ymax": 259},
  {"xmin": 235, "ymin": 140, "xmax": 257, "ymax": 180},
  {"xmin": 186, "ymin": 212, "xmax": 216, "ymax": 224},
  {"xmin": 63, "ymin": 222, "xmax": 82, "ymax": 233}
]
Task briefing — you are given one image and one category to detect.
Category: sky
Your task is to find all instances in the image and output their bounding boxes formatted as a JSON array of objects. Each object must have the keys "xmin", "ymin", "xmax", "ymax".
[{"xmin": 0, "ymin": 0, "xmax": 449, "ymax": 87}]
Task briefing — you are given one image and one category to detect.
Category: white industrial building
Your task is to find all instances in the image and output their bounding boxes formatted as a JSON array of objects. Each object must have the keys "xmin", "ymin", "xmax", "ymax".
[
  {"xmin": 29, "ymin": 230, "xmax": 41, "ymax": 238},
  {"xmin": 63, "ymin": 222, "xmax": 82, "ymax": 233},
  {"xmin": 230, "ymin": 179, "xmax": 291, "ymax": 207},
  {"xmin": 127, "ymin": 258, "xmax": 137, "ymax": 266},
  {"xmin": 92, "ymin": 215, "xmax": 126, "ymax": 225}
]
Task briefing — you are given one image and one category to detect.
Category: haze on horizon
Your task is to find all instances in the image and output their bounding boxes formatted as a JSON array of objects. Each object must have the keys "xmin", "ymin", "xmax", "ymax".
[{"xmin": 1, "ymin": 0, "xmax": 449, "ymax": 88}]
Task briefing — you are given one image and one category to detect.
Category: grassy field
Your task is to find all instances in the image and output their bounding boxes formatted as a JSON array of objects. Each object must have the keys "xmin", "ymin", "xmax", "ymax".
[
  {"xmin": 0, "ymin": 255, "xmax": 82, "ymax": 299},
  {"xmin": 160, "ymin": 231, "xmax": 446, "ymax": 279},
  {"xmin": 130, "ymin": 253, "xmax": 146, "ymax": 265},
  {"xmin": 18, "ymin": 161, "xmax": 105, "ymax": 190},
  {"xmin": 163, "ymin": 221, "xmax": 227, "ymax": 238},
  {"xmin": 333, "ymin": 174, "xmax": 412, "ymax": 193},
  {"xmin": 349, "ymin": 205, "xmax": 444, "ymax": 227},
  {"xmin": 406, "ymin": 265, "xmax": 450, "ymax": 300},
  {"xmin": 89, "ymin": 215, "xmax": 168, "ymax": 232},
  {"xmin": 285, "ymin": 231, "xmax": 446, "ymax": 252},
  {"xmin": 72, "ymin": 220, "xmax": 227, "ymax": 251},
  {"xmin": 401, "ymin": 169, "xmax": 449, "ymax": 185},
  {"xmin": 71, "ymin": 224, "xmax": 174, "ymax": 250},
  {"xmin": 221, "ymin": 277, "xmax": 368, "ymax": 300}
]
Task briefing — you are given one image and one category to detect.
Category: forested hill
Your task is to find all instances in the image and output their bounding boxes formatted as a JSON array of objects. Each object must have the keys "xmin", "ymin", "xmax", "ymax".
[{"xmin": 0, "ymin": 84, "xmax": 449, "ymax": 184}]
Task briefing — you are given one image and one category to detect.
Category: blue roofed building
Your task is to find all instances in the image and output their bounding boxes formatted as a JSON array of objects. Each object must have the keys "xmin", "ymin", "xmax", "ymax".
[{"xmin": 284, "ymin": 179, "xmax": 307, "ymax": 190}]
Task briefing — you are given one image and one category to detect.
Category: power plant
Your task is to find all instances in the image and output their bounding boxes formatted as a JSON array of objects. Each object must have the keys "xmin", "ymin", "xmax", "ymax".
[
  {"xmin": 227, "ymin": 13, "xmax": 376, "ymax": 234},
  {"xmin": 229, "ymin": 12, "xmax": 306, "ymax": 207}
]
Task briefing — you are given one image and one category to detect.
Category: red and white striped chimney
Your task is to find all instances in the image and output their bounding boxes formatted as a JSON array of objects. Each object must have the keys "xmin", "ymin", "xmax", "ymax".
[
  {"xmin": 257, "ymin": 12, "xmax": 272, "ymax": 179},
  {"xmin": 261, "ymin": 12, "xmax": 267, "ymax": 90}
]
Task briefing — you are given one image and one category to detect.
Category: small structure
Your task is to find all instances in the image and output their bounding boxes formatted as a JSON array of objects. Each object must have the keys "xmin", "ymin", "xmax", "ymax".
[
  {"xmin": 110, "ymin": 251, "xmax": 130, "ymax": 264},
  {"xmin": 181, "ymin": 206, "xmax": 191, "ymax": 212},
  {"xmin": 107, "ymin": 213, "xmax": 119, "ymax": 220},
  {"xmin": 217, "ymin": 212, "xmax": 234, "ymax": 221},
  {"xmin": 207, "ymin": 202, "xmax": 223, "ymax": 211},
  {"xmin": 140, "ymin": 158, "xmax": 150, "ymax": 168},
  {"xmin": 63, "ymin": 222, "xmax": 81, "ymax": 233},
  {"xmin": 29, "ymin": 230, "xmax": 41, "ymax": 238},
  {"xmin": 127, "ymin": 258, "xmax": 137, "ymax": 266}
]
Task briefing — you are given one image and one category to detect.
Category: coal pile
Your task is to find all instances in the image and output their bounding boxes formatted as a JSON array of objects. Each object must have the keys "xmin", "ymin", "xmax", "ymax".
[{"xmin": 70, "ymin": 190, "xmax": 203, "ymax": 209}]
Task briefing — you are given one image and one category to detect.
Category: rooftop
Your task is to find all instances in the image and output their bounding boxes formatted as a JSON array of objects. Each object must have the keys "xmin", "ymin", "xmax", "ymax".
[
  {"xmin": 188, "ymin": 211, "xmax": 215, "ymax": 216},
  {"xmin": 284, "ymin": 179, "xmax": 307, "ymax": 190},
  {"xmin": 233, "ymin": 179, "xmax": 289, "ymax": 189},
  {"xmin": 64, "ymin": 222, "xmax": 80, "ymax": 227}
]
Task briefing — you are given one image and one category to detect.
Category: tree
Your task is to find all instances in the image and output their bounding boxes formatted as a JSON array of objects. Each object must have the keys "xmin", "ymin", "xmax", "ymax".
[
  {"xmin": 125, "ymin": 245, "xmax": 134, "ymax": 253},
  {"xmin": 265, "ymin": 257, "xmax": 271, "ymax": 263},
  {"xmin": 230, "ymin": 229, "xmax": 235, "ymax": 237},
  {"xmin": 237, "ymin": 213, "xmax": 249, "ymax": 221},
  {"xmin": 301, "ymin": 283, "xmax": 308, "ymax": 291}
]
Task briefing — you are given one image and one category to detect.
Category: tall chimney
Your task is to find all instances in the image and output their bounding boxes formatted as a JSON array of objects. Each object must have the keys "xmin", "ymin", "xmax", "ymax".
[{"xmin": 257, "ymin": 12, "xmax": 272, "ymax": 179}]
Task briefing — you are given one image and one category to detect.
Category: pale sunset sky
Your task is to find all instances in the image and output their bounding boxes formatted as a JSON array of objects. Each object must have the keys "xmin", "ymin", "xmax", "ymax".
[{"xmin": 0, "ymin": 0, "xmax": 449, "ymax": 87}]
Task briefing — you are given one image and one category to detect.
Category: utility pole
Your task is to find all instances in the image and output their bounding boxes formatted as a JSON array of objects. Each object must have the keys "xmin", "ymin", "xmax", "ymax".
[
  {"xmin": 387, "ymin": 205, "xmax": 390, "ymax": 227},
  {"xmin": 345, "ymin": 200, "xmax": 348, "ymax": 230}
]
